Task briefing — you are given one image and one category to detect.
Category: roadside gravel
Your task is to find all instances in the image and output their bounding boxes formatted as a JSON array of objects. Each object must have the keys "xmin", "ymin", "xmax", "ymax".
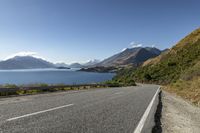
[{"xmin": 161, "ymin": 91, "xmax": 200, "ymax": 133}]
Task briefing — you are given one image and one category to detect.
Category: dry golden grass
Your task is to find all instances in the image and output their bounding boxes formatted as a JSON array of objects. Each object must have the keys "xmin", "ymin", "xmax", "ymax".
[
  {"xmin": 174, "ymin": 27, "xmax": 200, "ymax": 50},
  {"xmin": 163, "ymin": 77, "xmax": 200, "ymax": 106},
  {"xmin": 142, "ymin": 50, "xmax": 169, "ymax": 66},
  {"xmin": 142, "ymin": 28, "xmax": 200, "ymax": 67}
]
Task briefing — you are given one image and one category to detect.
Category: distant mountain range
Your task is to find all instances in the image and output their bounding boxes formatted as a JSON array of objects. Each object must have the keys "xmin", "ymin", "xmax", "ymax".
[
  {"xmin": 55, "ymin": 62, "xmax": 69, "ymax": 67},
  {"xmin": 0, "ymin": 47, "xmax": 164, "ymax": 70},
  {"xmin": 68, "ymin": 63, "xmax": 84, "ymax": 68},
  {"xmin": 0, "ymin": 56, "xmax": 55, "ymax": 70},
  {"xmin": 0, "ymin": 56, "xmax": 101, "ymax": 70},
  {"xmin": 83, "ymin": 59, "xmax": 100, "ymax": 66},
  {"xmin": 55, "ymin": 59, "xmax": 101, "ymax": 68},
  {"xmin": 96, "ymin": 47, "xmax": 162, "ymax": 67}
]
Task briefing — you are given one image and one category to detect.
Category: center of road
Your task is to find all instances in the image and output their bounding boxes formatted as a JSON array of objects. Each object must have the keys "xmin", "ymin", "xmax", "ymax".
[{"xmin": 6, "ymin": 104, "xmax": 74, "ymax": 122}]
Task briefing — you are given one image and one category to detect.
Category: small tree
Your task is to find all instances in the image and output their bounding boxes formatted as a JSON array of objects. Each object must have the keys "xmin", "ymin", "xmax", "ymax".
[{"xmin": 144, "ymin": 73, "xmax": 152, "ymax": 81}]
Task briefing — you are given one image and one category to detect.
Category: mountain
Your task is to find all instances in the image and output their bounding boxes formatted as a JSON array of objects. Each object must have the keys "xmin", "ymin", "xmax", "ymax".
[
  {"xmin": 83, "ymin": 59, "xmax": 100, "ymax": 67},
  {"xmin": 68, "ymin": 63, "xmax": 84, "ymax": 68},
  {"xmin": 55, "ymin": 60, "xmax": 100, "ymax": 68},
  {"xmin": 96, "ymin": 47, "xmax": 161, "ymax": 67},
  {"xmin": 0, "ymin": 56, "xmax": 55, "ymax": 70},
  {"xmin": 0, "ymin": 55, "xmax": 99, "ymax": 69},
  {"xmin": 55, "ymin": 62, "xmax": 69, "ymax": 67}
]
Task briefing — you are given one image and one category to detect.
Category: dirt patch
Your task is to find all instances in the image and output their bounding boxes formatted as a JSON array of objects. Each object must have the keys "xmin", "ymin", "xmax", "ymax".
[{"xmin": 161, "ymin": 91, "xmax": 200, "ymax": 133}]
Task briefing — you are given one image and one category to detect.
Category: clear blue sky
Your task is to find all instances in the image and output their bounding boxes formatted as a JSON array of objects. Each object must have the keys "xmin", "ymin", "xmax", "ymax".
[{"xmin": 0, "ymin": 0, "xmax": 199, "ymax": 63}]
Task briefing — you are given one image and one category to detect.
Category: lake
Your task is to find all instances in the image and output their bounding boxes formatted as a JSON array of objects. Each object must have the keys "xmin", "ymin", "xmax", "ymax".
[{"xmin": 0, "ymin": 68, "xmax": 115, "ymax": 85}]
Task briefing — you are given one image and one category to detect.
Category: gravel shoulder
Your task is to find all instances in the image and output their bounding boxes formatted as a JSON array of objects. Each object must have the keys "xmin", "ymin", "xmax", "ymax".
[{"xmin": 161, "ymin": 91, "xmax": 200, "ymax": 133}]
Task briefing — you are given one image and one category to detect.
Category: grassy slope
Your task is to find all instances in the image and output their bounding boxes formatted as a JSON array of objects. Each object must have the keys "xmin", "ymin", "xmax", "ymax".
[
  {"xmin": 114, "ymin": 28, "xmax": 200, "ymax": 105},
  {"xmin": 166, "ymin": 60, "xmax": 200, "ymax": 106},
  {"xmin": 165, "ymin": 77, "xmax": 200, "ymax": 106}
]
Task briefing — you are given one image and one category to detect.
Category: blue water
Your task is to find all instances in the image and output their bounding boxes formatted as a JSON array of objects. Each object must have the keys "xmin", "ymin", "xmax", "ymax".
[{"xmin": 0, "ymin": 68, "xmax": 115, "ymax": 85}]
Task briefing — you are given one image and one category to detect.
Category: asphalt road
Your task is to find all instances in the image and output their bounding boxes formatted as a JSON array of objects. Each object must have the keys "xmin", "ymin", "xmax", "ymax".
[{"xmin": 0, "ymin": 84, "xmax": 159, "ymax": 133}]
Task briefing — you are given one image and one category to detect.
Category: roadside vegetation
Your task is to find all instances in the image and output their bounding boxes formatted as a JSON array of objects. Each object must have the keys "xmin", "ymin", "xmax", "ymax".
[
  {"xmin": 0, "ymin": 81, "xmax": 135, "ymax": 97},
  {"xmin": 164, "ymin": 60, "xmax": 200, "ymax": 106},
  {"xmin": 104, "ymin": 78, "xmax": 136, "ymax": 87}
]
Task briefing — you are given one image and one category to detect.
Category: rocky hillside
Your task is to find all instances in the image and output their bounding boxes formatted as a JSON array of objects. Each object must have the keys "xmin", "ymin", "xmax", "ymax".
[{"xmin": 97, "ymin": 47, "xmax": 162, "ymax": 67}]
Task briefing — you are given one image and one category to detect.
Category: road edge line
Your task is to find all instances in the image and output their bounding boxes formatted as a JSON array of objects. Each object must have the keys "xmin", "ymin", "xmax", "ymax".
[{"xmin": 133, "ymin": 87, "xmax": 160, "ymax": 133}]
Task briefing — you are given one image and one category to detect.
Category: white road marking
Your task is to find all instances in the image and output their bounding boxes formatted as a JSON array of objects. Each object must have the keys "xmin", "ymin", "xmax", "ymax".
[
  {"xmin": 6, "ymin": 104, "xmax": 74, "ymax": 121},
  {"xmin": 133, "ymin": 87, "xmax": 160, "ymax": 133},
  {"xmin": 114, "ymin": 92, "xmax": 123, "ymax": 95}
]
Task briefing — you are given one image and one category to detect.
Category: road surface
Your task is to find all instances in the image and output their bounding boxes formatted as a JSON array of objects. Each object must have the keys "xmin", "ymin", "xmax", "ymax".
[{"xmin": 0, "ymin": 84, "xmax": 159, "ymax": 133}]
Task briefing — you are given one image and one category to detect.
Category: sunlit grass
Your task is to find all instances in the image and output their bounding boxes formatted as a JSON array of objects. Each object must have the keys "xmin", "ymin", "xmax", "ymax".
[{"xmin": 164, "ymin": 77, "xmax": 200, "ymax": 106}]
